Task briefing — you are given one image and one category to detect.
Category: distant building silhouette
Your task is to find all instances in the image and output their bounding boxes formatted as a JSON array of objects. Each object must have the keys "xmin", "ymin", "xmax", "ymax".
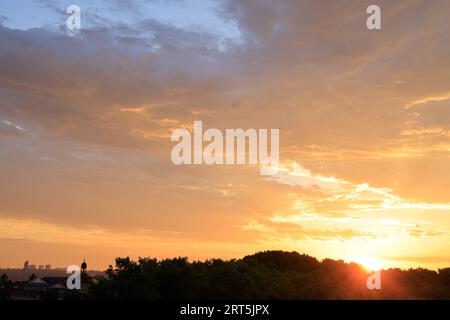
[
  {"xmin": 23, "ymin": 260, "xmax": 29, "ymax": 282},
  {"xmin": 1, "ymin": 259, "xmax": 104, "ymax": 300}
]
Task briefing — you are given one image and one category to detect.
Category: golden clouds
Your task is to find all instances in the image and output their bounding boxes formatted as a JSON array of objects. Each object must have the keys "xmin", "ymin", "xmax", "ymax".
[{"xmin": 1, "ymin": 0, "xmax": 450, "ymax": 269}]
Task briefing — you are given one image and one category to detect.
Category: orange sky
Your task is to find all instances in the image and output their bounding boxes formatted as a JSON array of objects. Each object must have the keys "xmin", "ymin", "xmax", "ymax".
[{"xmin": 1, "ymin": 0, "xmax": 450, "ymax": 270}]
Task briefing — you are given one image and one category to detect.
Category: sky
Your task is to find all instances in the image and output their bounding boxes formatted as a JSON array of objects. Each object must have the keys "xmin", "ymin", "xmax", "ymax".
[{"xmin": 1, "ymin": 0, "xmax": 450, "ymax": 270}]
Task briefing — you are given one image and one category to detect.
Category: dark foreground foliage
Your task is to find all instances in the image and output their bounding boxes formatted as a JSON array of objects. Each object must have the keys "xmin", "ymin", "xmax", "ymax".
[{"xmin": 88, "ymin": 251, "xmax": 450, "ymax": 300}]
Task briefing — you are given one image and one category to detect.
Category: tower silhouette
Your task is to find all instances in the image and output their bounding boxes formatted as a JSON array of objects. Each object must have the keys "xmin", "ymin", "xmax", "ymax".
[{"xmin": 81, "ymin": 258, "xmax": 87, "ymax": 276}]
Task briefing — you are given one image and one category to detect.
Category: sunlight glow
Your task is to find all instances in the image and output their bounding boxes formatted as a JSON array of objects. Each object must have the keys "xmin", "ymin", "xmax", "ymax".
[{"xmin": 353, "ymin": 256, "xmax": 383, "ymax": 271}]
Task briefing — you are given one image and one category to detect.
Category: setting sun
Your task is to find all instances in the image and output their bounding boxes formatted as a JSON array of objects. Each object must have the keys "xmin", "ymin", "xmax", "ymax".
[{"xmin": 353, "ymin": 256, "xmax": 383, "ymax": 272}]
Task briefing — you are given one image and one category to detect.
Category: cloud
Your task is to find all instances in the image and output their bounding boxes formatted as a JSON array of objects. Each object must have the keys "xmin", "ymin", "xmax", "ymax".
[
  {"xmin": 238, "ymin": 161, "xmax": 450, "ymax": 249},
  {"xmin": 1, "ymin": 0, "xmax": 450, "ymax": 268},
  {"xmin": 241, "ymin": 218, "xmax": 377, "ymax": 241},
  {"xmin": 407, "ymin": 225, "xmax": 444, "ymax": 238},
  {"xmin": 262, "ymin": 161, "xmax": 450, "ymax": 212},
  {"xmin": 409, "ymin": 98, "xmax": 450, "ymax": 128},
  {"xmin": 382, "ymin": 255, "xmax": 450, "ymax": 265},
  {"xmin": 0, "ymin": 15, "xmax": 7, "ymax": 25},
  {"xmin": 0, "ymin": 119, "xmax": 27, "ymax": 135}
]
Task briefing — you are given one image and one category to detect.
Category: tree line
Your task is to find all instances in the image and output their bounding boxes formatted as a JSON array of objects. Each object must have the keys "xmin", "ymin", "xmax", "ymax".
[{"xmin": 88, "ymin": 251, "xmax": 450, "ymax": 299}]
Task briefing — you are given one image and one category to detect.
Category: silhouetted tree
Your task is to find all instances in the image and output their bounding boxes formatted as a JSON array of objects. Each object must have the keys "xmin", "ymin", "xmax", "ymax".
[{"xmin": 0, "ymin": 273, "xmax": 9, "ymax": 284}]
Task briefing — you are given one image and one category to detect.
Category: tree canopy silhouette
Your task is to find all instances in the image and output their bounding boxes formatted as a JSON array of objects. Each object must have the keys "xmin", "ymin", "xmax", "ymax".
[{"xmin": 88, "ymin": 251, "xmax": 450, "ymax": 300}]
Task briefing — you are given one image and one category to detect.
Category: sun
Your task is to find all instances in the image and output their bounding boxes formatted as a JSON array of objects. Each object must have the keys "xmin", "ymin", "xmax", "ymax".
[{"xmin": 353, "ymin": 256, "xmax": 383, "ymax": 271}]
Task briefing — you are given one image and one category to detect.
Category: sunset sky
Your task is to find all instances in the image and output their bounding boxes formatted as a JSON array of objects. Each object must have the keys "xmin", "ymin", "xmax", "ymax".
[{"xmin": 1, "ymin": 0, "xmax": 450, "ymax": 270}]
